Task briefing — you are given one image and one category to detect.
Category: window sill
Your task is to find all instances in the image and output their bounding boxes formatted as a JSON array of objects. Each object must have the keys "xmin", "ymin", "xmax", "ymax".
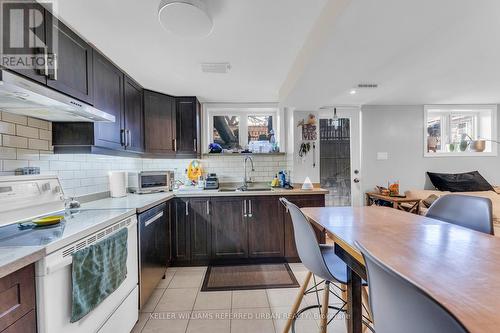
[{"xmin": 424, "ymin": 152, "xmax": 498, "ymax": 157}]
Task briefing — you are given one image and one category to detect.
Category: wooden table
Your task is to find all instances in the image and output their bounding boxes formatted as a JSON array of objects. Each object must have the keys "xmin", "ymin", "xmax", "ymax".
[
  {"xmin": 301, "ymin": 206, "xmax": 500, "ymax": 333},
  {"xmin": 365, "ymin": 192, "xmax": 420, "ymax": 213}
]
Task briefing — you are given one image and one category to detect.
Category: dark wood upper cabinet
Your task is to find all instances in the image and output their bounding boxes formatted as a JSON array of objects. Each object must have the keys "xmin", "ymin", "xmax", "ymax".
[
  {"xmin": 144, "ymin": 90, "xmax": 176, "ymax": 156},
  {"xmin": 247, "ymin": 196, "xmax": 284, "ymax": 258},
  {"xmin": 92, "ymin": 50, "xmax": 124, "ymax": 151},
  {"xmin": 45, "ymin": 12, "xmax": 93, "ymax": 104},
  {"xmin": 211, "ymin": 197, "xmax": 248, "ymax": 259},
  {"xmin": 1, "ymin": 1, "xmax": 47, "ymax": 84},
  {"xmin": 175, "ymin": 97, "xmax": 201, "ymax": 157},
  {"xmin": 124, "ymin": 76, "xmax": 144, "ymax": 153}
]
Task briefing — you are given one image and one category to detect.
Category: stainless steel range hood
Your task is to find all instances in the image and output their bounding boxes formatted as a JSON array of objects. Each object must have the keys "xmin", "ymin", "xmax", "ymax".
[{"xmin": 0, "ymin": 70, "xmax": 115, "ymax": 122}]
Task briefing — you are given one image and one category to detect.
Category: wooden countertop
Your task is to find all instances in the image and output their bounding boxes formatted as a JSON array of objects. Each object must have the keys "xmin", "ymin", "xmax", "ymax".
[{"xmin": 301, "ymin": 206, "xmax": 500, "ymax": 333}]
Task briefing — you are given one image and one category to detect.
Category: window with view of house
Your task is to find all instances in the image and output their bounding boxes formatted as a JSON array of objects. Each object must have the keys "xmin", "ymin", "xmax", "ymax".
[
  {"xmin": 424, "ymin": 105, "xmax": 497, "ymax": 156},
  {"xmin": 206, "ymin": 105, "xmax": 278, "ymax": 152}
]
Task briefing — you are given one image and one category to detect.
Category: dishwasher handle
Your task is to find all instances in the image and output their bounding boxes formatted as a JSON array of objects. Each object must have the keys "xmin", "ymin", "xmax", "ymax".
[{"xmin": 144, "ymin": 211, "xmax": 163, "ymax": 227}]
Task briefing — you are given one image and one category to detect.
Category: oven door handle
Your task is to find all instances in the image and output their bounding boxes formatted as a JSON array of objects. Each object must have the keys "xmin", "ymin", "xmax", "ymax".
[{"xmin": 144, "ymin": 211, "xmax": 163, "ymax": 227}]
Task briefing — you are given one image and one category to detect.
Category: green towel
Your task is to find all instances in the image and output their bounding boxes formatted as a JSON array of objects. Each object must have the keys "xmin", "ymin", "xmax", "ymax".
[{"xmin": 71, "ymin": 228, "xmax": 128, "ymax": 322}]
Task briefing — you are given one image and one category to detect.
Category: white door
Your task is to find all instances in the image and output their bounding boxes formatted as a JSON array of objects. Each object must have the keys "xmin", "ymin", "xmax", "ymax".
[{"xmin": 318, "ymin": 106, "xmax": 362, "ymax": 206}]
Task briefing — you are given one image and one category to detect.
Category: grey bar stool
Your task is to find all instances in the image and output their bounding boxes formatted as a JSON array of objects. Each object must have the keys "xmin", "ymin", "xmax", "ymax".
[
  {"xmin": 356, "ymin": 241, "xmax": 470, "ymax": 333},
  {"xmin": 426, "ymin": 194, "xmax": 493, "ymax": 235},
  {"xmin": 279, "ymin": 198, "xmax": 373, "ymax": 333}
]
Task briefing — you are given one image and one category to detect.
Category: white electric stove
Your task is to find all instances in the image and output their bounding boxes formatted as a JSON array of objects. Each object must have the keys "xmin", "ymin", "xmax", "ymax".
[{"xmin": 0, "ymin": 175, "xmax": 138, "ymax": 333}]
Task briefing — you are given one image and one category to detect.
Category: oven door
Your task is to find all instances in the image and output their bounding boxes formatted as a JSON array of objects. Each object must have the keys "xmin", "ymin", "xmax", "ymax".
[{"xmin": 35, "ymin": 217, "xmax": 138, "ymax": 333}]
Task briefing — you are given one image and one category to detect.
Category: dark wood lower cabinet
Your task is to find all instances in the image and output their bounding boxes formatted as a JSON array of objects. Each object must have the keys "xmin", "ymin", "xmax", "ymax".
[
  {"xmin": 210, "ymin": 197, "xmax": 248, "ymax": 259},
  {"xmin": 172, "ymin": 199, "xmax": 190, "ymax": 264},
  {"xmin": 189, "ymin": 198, "xmax": 211, "ymax": 263},
  {"xmin": 0, "ymin": 265, "xmax": 36, "ymax": 333},
  {"xmin": 170, "ymin": 194, "xmax": 325, "ymax": 266},
  {"xmin": 283, "ymin": 195, "xmax": 326, "ymax": 260},
  {"xmin": 247, "ymin": 196, "xmax": 284, "ymax": 258}
]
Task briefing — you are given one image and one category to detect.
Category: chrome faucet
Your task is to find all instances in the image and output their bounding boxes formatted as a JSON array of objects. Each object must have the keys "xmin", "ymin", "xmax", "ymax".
[{"xmin": 240, "ymin": 156, "xmax": 255, "ymax": 190}]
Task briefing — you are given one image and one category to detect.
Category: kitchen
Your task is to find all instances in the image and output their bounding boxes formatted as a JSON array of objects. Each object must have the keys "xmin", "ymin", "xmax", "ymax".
[{"xmin": 3, "ymin": 1, "xmax": 500, "ymax": 333}]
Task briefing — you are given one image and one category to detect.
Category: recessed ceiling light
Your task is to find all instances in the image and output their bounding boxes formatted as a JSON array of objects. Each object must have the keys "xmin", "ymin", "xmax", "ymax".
[
  {"xmin": 158, "ymin": 0, "xmax": 213, "ymax": 38},
  {"xmin": 349, "ymin": 89, "xmax": 357, "ymax": 95}
]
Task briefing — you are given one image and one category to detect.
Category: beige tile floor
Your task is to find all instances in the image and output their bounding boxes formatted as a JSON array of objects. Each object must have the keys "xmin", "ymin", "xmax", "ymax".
[{"xmin": 132, "ymin": 263, "xmax": 350, "ymax": 333}]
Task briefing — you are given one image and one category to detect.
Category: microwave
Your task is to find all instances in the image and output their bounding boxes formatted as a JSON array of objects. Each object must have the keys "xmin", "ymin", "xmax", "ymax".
[{"xmin": 128, "ymin": 171, "xmax": 174, "ymax": 194}]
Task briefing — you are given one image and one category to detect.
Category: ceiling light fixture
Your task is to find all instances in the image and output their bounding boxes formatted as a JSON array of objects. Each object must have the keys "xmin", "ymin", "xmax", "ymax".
[
  {"xmin": 319, "ymin": 105, "xmax": 340, "ymax": 130},
  {"xmin": 158, "ymin": 0, "xmax": 213, "ymax": 38},
  {"xmin": 349, "ymin": 89, "xmax": 357, "ymax": 95}
]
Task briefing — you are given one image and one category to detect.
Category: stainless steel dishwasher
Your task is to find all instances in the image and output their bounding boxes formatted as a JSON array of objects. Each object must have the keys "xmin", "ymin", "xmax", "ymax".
[{"xmin": 138, "ymin": 202, "xmax": 168, "ymax": 309}]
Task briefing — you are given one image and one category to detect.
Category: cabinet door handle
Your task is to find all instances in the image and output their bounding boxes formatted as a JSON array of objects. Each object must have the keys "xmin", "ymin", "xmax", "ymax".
[
  {"xmin": 206, "ymin": 201, "xmax": 210, "ymax": 215},
  {"xmin": 144, "ymin": 211, "xmax": 163, "ymax": 227},
  {"xmin": 174, "ymin": 139, "xmax": 177, "ymax": 152},
  {"xmin": 243, "ymin": 200, "xmax": 247, "ymax": 217},
  {"xmin": 127, "ymin": 129, "xmax": 131, "ymax": 147},
  {"xmin": 185, "ymin": 201, "xmax": 189, "ymax": 216},
  {"xmin": 193, "ymin": 138, "xmax": 197, "ymax": 152},
  {"xmin": 51, "ymin": 53, "xmax": 58, "ymax": 80},
  {"xmin": 248, "ymin": 200, "xmax": 252, "ymax": 217},
  {"xmin": 120, "ymin": 129, "xmax": 126, "ymax": 146}
]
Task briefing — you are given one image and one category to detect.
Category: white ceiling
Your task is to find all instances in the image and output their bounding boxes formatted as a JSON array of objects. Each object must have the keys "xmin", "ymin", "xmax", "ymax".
[
  {"xmin": 281, "ymin": 0, "xmax": 500, "ymax": 109},
  {"xmin": 55, "ymin": 0, "xmax": 327, "ymax": 102}
]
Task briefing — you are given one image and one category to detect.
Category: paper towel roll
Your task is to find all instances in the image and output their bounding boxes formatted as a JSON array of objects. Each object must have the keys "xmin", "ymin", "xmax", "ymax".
[{"xmin": 109, "ymin": 171, "xmax": 127, "ymax": 198}]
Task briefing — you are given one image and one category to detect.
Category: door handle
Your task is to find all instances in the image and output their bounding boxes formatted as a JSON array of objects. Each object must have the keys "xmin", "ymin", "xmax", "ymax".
[
  {"xmin": 126, "ymin": 129, "xmax": 131, "ymax": 147},
  {"xmin": 243, "ymin": 200, "xmax": 247, "ymax": 217},
  {"xmin": 144, "ymin": 211, "xmax": 163, "ymax": 227},
  {"xmin": 48, "ymin": 53, "xmax": 58, "ymax": 80},
  {"xmin": 185, "ymin": 201, "xmax": 189, "ymax": 216},
  {"xmin": 121, "ymin": 129, "xmax": 126, "ymax": 146},
  {"xmin": 248, "ymin": 200, "xmax": 252, "ymax": 218}
]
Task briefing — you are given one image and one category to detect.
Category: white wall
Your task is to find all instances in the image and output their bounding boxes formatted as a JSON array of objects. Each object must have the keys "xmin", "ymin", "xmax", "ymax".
[{"xmin": 361, "ymin": 105, "xmax": 500, "ymax": 193}]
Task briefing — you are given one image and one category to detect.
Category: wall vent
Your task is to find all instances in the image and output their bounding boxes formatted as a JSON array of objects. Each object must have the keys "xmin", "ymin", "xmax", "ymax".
[
  {"xmin": 357, "ymin": 83, "xmax": 378, "ymax": 89},
  {"xmin": 201, "ymin": 62, "xmax": 231, "ymax": 73}
]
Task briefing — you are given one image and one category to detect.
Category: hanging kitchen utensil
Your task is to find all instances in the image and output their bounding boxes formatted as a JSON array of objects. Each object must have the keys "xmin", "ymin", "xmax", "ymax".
[{"xmin": 312, "ymin": 142, "xmax": 316, "ymax": 167}]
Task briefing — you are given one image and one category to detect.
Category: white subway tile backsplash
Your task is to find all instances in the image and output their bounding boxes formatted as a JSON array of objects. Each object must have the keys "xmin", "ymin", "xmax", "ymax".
[
  {"xmin": 3, "ymin": 159, "xmax": 28, "ymax": 171},
  {"xmin": 39, "ymin": 129, "xmax": 51, "ymax": 140},
  {"xmin": 0, "ymin": 147, "xmax": 16, "ymax": 159},
  {"xmin": 28, "ymin": 138, "xmax": 49, "ymax": 150},
  {"xmin": 27, "ymin": 117, "xmax": 49, "ymax": 130},
  {"xmin": 17, "ymin": 149, "xmax": 39, "ymax": 160},
  {"xmin": 2, "ymin": 135, "xmax": 28, "ymax": 148},
  {"xmin": 0, "ymin": 121, "xmax": 15, "ymax": 135},
  {"xmin": 1, "ymin": 112, "xmax": 27, "ymax": 125},
  {"xmin": 16, "ymin": 125, "xmax": 39, "ymax": 138}
]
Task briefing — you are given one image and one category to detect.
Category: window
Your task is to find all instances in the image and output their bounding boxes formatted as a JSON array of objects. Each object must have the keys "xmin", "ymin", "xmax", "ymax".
[
  {"xmin": 205, "ymin": 104, "xmax": 279, "ymax": 153},
  {"xmin": 424, "ymin": 105, "xmax": 497, "ymax": 156}
]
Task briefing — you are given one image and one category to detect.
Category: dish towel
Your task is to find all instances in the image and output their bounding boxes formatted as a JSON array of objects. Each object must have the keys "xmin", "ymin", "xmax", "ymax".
[{"xmin": 71, "ymin": 228, "xmax": 128, "ymax": 322}]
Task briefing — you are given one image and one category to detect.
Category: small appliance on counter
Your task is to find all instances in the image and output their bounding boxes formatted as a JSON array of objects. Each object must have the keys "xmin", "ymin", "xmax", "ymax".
[
  {"xmin": 109, "ymin": 171, "xmax": 127, "ymax": 197},
  {"xmin": 204, "ymin": 173, "xmax": 219, "ymax": 190},
  {"xmin": 128, "ymin": 171, "xmax": 174, "ymax": 194}
]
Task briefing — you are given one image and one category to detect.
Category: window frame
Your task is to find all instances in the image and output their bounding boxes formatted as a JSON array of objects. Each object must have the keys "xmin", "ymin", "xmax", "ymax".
[
  {"xmin": 423, "ymin": 104, "xmax": 498, "ymax": 157},
  {"xmin": 203, "ymin": 103, "xmax": 279, "ymax": 153}
]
